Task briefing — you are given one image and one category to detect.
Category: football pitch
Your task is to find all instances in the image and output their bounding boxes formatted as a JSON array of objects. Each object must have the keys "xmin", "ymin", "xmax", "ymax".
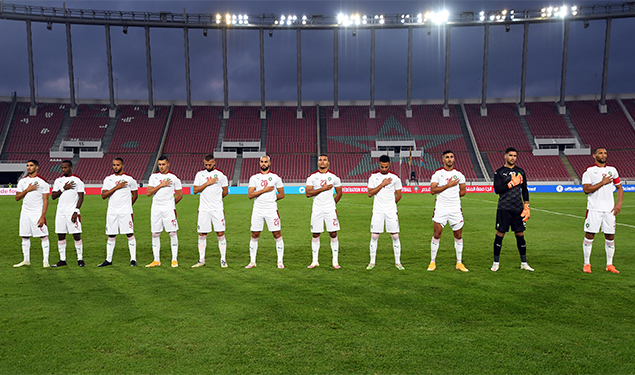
[{"xmin": 2, "ymin": 192, "xmax": 634, "ymax": 374}]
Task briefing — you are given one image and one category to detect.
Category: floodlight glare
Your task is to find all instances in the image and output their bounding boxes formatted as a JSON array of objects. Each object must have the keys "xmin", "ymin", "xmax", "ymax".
[
  {"xmin": 502, "ymin": 9, "xmax": 507, "ymax": 15},
  {"xmin": 286, "ymin": 20, "xmax": 292, "ymax": 25},
  {"xmin": 302, "ymin": 15, "xmax": 307, "ymax": 20},
  {"xmin": 216, "ymin": 14, "xmax": 221, "ymax": 20},
  {"xmin": 490, "ymin": 14, "xmax": 495, "ymax": 21}
]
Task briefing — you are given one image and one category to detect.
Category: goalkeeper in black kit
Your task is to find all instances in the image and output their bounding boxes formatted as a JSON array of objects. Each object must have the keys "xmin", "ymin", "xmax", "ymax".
[{"xmin": 491, "ymin": 147, "xmax": 533, "ymax": 272}]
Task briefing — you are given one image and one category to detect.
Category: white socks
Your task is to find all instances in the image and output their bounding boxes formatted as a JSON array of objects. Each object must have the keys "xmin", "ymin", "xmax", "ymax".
[
  {"xmin": 106, "ymin": 237, "xmax": 115, "ymax": 262},
  {"xmin": 58, "ymin": 239, "xmax": 67, "ymax": 261},
  {"xmin": 152, "ymin": 234, "xmax": 161, "ymax": 262},
  {"xmin": 198, "ymin": 235, "xmax": 207, "ymax": 262},
  {"xmin": 128, "ymin": 235, "xmax": 136, "ymax": 261},
  {"xmin": 430, "ymin": 237, "xmax": 440, "ymax": 262},
  {"xmin": 249, "ymin": 238, "xmax": 258, "ymax": 263},
  {"xmin": 169, "ymin": 232, "xmax": 178, "ymax": 261},
  {"xmin": 455, "ymin": 238, "xmax": 464, "ymax": 263},
  {"xmin": 75, "ymin": 240, "xmax": 83, "ymax": 260},
  {"xmin": 331, "ymin": 237, "xmax": 339, "ymax": 264},
  {"xmin": 275, "ymin": 237, "xmax": 284, "ymax": 263},
  {"xmin": 605, "ymin": 240, "xmax": 615, "ymax": 266},
  {"xmin": 583, "ymin": 238, "xmax": 593, "ymax": 264},
  {"xmin": 311, "ymin": 237, "xmax": 320, "ymax": 264},
  {"xmin": 218, "ymin": 235, "xmax": 227, "ymax": 262},
  {"xmin": 41, "ymin": 237, "xmax": 50, "ymax": 264},
  {"xmin": 369, "ymin": 234, "xmax": 379, "ymax": 264},
  {"xmin": 22, "ymin": 238, "xmax": 31, "ymax": 263},
  {"xmin": 391, "ymin": 234, "xmax": 401, "ymax": 264}
]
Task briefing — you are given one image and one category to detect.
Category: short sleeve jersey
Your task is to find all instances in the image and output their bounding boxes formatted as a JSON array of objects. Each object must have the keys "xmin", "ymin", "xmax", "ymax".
[
  {"xmin": 494, "ymin": 166, "xmax": 527, "ymax": 212},
  {"xmin": 17, "ymin": 175, "xmax": 50, "ymax": 214},
  {"xmin": 248, "ymin": 172, "xmax": 284, "ymax": 210},
  {"xmin": 102, "ymin": 173, "xmax": 138, "ymax": 215},
  {"xmin": 582, "ymin": 164, "xmax": 621, "ymax": 212},
  {"xmin": 194, "ymin": 168, "xmax": 229, "ymax": 211},
  {"xmin": 368, "ymin": 171, "xmax": 402, "ymax": 214},
  {"xmin": 430, "ymin": 168, "xmax": 466, "ymax": 210},
  {"xmin": 148, "ymin": 172, "xmax": 182, "ymax": 211},
  {"xmin": 305, "ymin": 170, "xmax": 342, "ymax": 211},
  {"xmin": 53, "ymin": 174, "xmax": 85, "ymax": 215}
]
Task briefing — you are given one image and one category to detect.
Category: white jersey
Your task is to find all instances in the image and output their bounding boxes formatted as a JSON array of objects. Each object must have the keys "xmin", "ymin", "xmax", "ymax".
[
  {"xmin": 102, "ymin": 173, "xmax": 138, "ymax": 215},
  {"xmin": 17, "ymin": 175, "xmax": 50, "ymax": 215},
  {"xmin": 582, "ymin": 164, "xmax": 621, "ymax": 212},
  {"xmin": 305, "ymin": 170, "xmax": 342, "ymax": 211},
  {"xmin": 148, "ymin": 171, "xmax": 182, "ymax": 211},
  {"xmin": 248, "ymin": 172, "xmax": 284, "ymax": 210},
  {"xmin": 368, "ymin": 171, "xmax": 402, "ymax": 214},
  {"xmin": 194, "ymin": 168, "xmax": 228, "ymax": 212},
  {"xmin": 430, "ymin": 168, "xmax": 466, "ymax": 210},
  {"xmin": 53, "ymin": 174, "xmax": 85, "ymax": 215}
]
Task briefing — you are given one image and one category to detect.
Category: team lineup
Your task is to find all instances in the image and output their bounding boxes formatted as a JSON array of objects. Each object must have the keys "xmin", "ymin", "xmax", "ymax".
[{"xmin": 13, "ymin": 147, "xmax": 624, "ymax": 274}]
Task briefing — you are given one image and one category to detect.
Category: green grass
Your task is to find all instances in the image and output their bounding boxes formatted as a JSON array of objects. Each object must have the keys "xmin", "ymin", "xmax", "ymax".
[{"xmin": 1, "ymin": 192, "xmax": 635, "ymax": 374}]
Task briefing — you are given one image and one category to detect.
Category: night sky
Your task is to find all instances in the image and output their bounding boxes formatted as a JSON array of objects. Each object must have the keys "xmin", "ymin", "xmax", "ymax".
[{"xmin": 1, "ymin": 1, "xmax": 633, "ymax": 103}]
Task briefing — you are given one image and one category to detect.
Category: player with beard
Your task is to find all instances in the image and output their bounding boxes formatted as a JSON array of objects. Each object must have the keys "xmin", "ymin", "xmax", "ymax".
[
  {"xmin": 581, "ymin": 148, "xmax": 623, "ymax": 274},
  {"xmin": 192, "ymin": 154, "xmax": 229, "ymax": 268},
  {"xmin": 245, "ymin": 155, "xmax": 285, "ymax": 269},
  {"xmin": 366, "ymin": 155, "xmax": 404, "ymax": 270},
  {"xmin": 51, "ymin": 160, "xmax": 85, "ymax": 267}
]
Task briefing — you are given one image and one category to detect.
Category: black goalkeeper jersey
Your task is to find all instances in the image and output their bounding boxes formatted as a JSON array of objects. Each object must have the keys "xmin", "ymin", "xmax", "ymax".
[{"xmin": 494, "ymin": 165, "xmax": 529, "ymax": 212}]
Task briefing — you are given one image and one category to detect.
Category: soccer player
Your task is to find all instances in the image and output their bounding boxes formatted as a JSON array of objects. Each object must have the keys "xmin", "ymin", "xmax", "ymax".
[
  {"xmin": 367, "ymin": 155, "xmax": 404, "ymax": 270},
  {"xmin": 245, "ymin": 155, "xmax": 285, "ymax": 269},
  {"xmin": 145, "ymin": 156, "xmax": 183, "ymax": 268},
  {"xmin": 305, "ymin": 154, "xmax": 343, "ymax": 269},
  {"xmin": 581, "ymin": 148, "xmax": 623, "ymax": 274},
  {"xmin": 492, "ymin": 147, "xmax": 533, "ymax": 272},
  {"xmin": 192, "ymin": 154, "xmax": 229, "ymax": 268},
  {"xmin": 99, "ymin": 157, "xmax": 138, "ymax": 267},
  {"xmin": 51, "ymin": 160, "xmax": 85, "ymax": 267},
  {"xmin": 428, "ymin": 150, "xmax": 468, "ymax": 272},
  {"xmin": 14, "ymin": 160, "xmax": 51, "ymax": 268}
]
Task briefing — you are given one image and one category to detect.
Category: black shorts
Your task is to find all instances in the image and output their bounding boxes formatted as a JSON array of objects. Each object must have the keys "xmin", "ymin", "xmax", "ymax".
[{"xmin": 495, "ymin": 209, "xmax": 526, "ymax": 233}]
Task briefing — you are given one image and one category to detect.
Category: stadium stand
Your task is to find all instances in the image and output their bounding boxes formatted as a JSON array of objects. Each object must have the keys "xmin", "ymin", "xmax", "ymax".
[
  {"xmin": 266, "ymin": 107, "xmax": 316, "ymax": 153},
  {"xmin": 622, "ymin": 98, "xmax": 635, "ymax": 121},
  {"xmin": 107, "ymin": 105, "xmax": 167, "ymax": 154},
  {"xmin": 465, "ymin": 103, "xmax": 533, "ymax": 152},
  {"xmin": 240, "ymin": 154, "xmax": 310, "ymax": 183},
  {"xmin": 326, "ymin": 105, "xmax": 467, "ymax": 154},
  {"xmin": 224, "ymin": 106, "xmax": 261, "ymax": 141},
  {"xmin": 65, "ymin": 104, "xmax": 111, "ymax": 141},
  {"xmin": 523, "ymin": 102, "xmax": 572, "ymax": 138},
  {"xmin": 5, "ymin": 103, "xmax": 66, "ymax": 153},
  {"xmin": 567, "ymin": 100, "xmax": 635, "ymax": 150},
  {"xmin": 160, "ymin": 154, "xmax": 235, "ymax": 184},
  {"xmin": 163, "ymin": 106, "xmax": 221, "ymax": 154},
  {"xmin": 72, "ymin": 153, "xmax": 151, "ymax": 184},
  {"xmin": 486, "ymin": 152, "xmax": 571, "ymax": 181},
  {"xmin": 5, "ymin": 153, "xmax": 63, "ymax": 182},
  {"xmin": 0, "ymin": 101, "xmax": 11, "ymax": 134},
  {"xmin": 568, "ymin": 151, "xmax": 635, "ymax": 180}
]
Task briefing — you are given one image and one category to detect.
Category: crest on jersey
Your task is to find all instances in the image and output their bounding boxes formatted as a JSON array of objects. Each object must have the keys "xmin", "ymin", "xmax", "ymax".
[
  {"xmin": 328, "ymin": 177, "xmax": 332, "ymax": 181},
  {"xmin": 214, "ymin": 174, "xmax": 218, "ymax": 178},
  {"xmin": 268, "ymin": 177, "xmax": 272, "ymax": 181}
]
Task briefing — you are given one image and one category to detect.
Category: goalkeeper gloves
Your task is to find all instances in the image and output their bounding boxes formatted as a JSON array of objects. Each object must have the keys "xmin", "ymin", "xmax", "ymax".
[
  {"xmin": 507, "ymin": 173, "xmax": 523, "ymax": 189},
  {"xmin": 521, "ymin": 202, "xmax": 530, "ymax": 222}
]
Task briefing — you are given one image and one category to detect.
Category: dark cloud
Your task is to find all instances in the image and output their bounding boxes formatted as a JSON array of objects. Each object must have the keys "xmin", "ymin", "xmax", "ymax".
[{"xmin": 1, "ymin": 0, "xmax": 633, "ymax": 102}]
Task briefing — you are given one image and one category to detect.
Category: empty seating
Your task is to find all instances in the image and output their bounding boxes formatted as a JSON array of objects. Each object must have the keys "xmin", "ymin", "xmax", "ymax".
[
  {"xmin": 161, "ymin": 154, "xmax": 235, "ymax": 184},
  {"xmin": 0, "ymin": 101, "xmax": 11, "ymax": 134},
  {"xmin": 108, "ymin": 105, "xmax": 167, "ymax": 154},
  {"xmin": 225, "ymin": 106, "xmax": 261, "ymax": 141},
  {"xmin": 66, "ymin": 104, "xmax": 111, "ymax": 141},
  {"xmin": 568, "ymin": 100, "xmax": 635, "ymax": 150},
  {"xmin": 6, "ymin": 153, "xmax": 63, "ymax": 183},
  {"xmin": 72, "ymin": 154, "xmax": 151, "ymax": 184},
  {"xmin": 524, "ymin": 102, "xmax": 572, "ymax": 138},
  {"xmin": 266, "ymin": 107, "xmax": 316, "ymax": 154},
  {"xmin": 163, "ymin": 106, "xmax": 222, "ymax": 154},
  {"xmin": 5, "ymin": 103, "xmax": 66, "ymax": 153},
  {"xmin": 466, "ymin": 103, "xmax": 532, "ymax": 152},
  {"xmin": 486, "ymin": 152, "xmax": 571, "ymax": 181},
  {"xmin": 568, "ymin": 151, "xmax": 635, "ymax": 180},
  {"xmin": 240, "ymin": 154, "xmax": 310, "ymax": 183}
]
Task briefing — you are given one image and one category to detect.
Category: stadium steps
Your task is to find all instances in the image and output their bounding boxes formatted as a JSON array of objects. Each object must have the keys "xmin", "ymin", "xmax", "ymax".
[
  {"xmin": 480, "ymin": 152, "xmax": 495, "ymax": 177},
  {"xmin": 617, "ymin": 98, "xmax": 635, "ymax": 132},
  {"xmin": 142, "ymin": 104, "xmax": 174, "ymax": 183},
  {"xmin": 517, "ymin": 112, "xmax": 536, "ymax": 149},
  {"xmin": 310, "ymin": 154, "xmax": 317, "ymax": 171},
  {"xmin": 561, "ymin": 110, "xmax": 585, "ymax": 147},
  {"xmin": 216, "ymin": 116, "xmax": 228, "ymax": 150},
  {"xmin": 100, "ymin": 109, "xmax": 122, "ymax": 154},
  {"xmin": 0, "ymin": 93, "xmax": 17, "ymax": 157},
  {"xmin": 559, "ymin": 153, "xmax": 580, "ymax": 183},
  {"xmin": 49, "ymin": 110, "xmax": 73, "ymax": 153},
  {"xmin": 318, "ymin": 105, "xmax": 327, "ymax": 154},
  {"xmin": 260, "ymin": 112, "xmax": 268, "ymax": 152},
  {"xmin": 455, "ymin": 104, "xmax": 486, "ymax": 180},
  {"xmin": 231, "ymin": 154, "xmax": 243, "ymax": 186}
]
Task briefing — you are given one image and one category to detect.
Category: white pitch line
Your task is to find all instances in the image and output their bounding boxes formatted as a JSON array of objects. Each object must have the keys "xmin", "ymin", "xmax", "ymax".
[{"xmin": 469, "ymin": 197, "xmax": 635, "ymax": 229}]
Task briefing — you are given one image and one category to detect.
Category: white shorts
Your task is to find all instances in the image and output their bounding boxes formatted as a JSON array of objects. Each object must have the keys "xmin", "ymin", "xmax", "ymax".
[
  {"xmin": 584, "ymin": 210, "xmax": 616, "ymax": 234},
  {"xmin": 106, "ymin": 213, "xmax": 134, "ymax": 235},
  {"xmin": 433, "ymin": 208, "xmax": 464, "ymax": 231},
  {"xmin": 370, "ymin": 211, "xmax": 400, "ymax": 233},
  {"xmin": 311, "ymin": 209, "xmax": 340, "ymax": 233},
  {"xmin": 198, "ymin": 210, "xmax": 226, "ymax": 233},
  {"xmin": 19, "ymin": 212, "xmax": 49, "ymax": 237},
  {"xmin": 151, "ymin": 209, "xmax": 179, "ymax": 233},
  {"xmin": 55, "ymin": 213, "xmax": 82, "ymax": 234},
  {"xmin": 250, "ymin": 207, "xmax": 281, "ymax": 232}
]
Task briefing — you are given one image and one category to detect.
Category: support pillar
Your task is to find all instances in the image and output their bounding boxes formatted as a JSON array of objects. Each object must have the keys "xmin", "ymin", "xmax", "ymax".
[{"xmin": 599, "ymin": 18, "xmax": 612, "ymax": 114}]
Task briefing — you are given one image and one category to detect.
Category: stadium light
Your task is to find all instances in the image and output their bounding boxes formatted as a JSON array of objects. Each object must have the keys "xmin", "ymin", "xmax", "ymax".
[
  {"xmin": 479, "ymin": 11, "xmax": 485, "ymax": 21},
  {"xmin": 46, "ymin": 22, "xmax": 52, "ymax": 30},
  {"xmin": 215, "ymin": 14, "xmax": 221, "ymax": 24},
  {"xmin": 123, "ymin": 25, "xmax": 128, "ymax": 34},
  {"xmin": 203, "ymin": 28, "xmax": 207, "ymax": 36}
]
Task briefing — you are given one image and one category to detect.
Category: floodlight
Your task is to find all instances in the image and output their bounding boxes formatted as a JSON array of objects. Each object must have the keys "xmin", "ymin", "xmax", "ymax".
[
  {"xmin": 203, "ymin": 28, "xmax": 207, "ymax": 36},
  {"xmin": 505, "ymin": 24, "xmax": 510, "ymax": 32},
  {"xmin": 583, "ymin": 19, "xmax": 589, "ymax": 27},
  {"xmin": 269, "ymin": 29, "xmax": 273, "ymax": 36},
  {"xmin": 123, "ymin": 25, "xmax": 128, "ymax": 34},
  {"xmin": 490, "ymin": 14, "xmax": 495, "ymax": 21},
  {"xmin": 46, "ymin": 22, "xmax": 52, "ymax": 30}
]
